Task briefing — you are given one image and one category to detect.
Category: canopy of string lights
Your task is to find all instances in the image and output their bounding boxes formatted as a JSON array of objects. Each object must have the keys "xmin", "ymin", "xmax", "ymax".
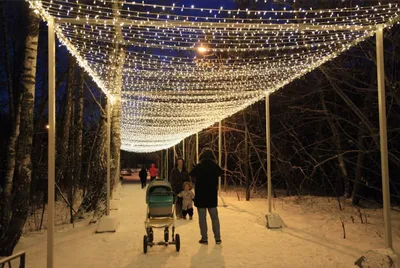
[{"xmin": 28, "ymin": 0, "xmax": 400, "ymax": 152}]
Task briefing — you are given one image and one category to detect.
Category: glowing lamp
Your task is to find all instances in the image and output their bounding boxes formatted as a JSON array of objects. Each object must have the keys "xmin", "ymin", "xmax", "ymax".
[{"xmin": 197, "ymin": 46, "xmax": 208, "ymax": 53}]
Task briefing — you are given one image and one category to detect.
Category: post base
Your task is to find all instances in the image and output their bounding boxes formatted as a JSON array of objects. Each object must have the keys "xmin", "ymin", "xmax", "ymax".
[
  {"xmin": 265, "ymin": 213, "xmax": 286, "ymax": 229},
  {"xmin": 96, "ymin": 215, "xmax": 119, "ymax": 233},
  {"xmin": 110, "ymin": 200, "xmax": 119, "ymax": 210},
  {"xmin": 355, "ymin": 248, "xmax": 399, "ymax": 268}
]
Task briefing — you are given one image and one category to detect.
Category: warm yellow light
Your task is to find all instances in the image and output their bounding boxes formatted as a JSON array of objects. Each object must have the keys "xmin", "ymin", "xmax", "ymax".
[
  {"xmin": 197, "ymin": 46, "xmax": 208, "ymax": 54},
  {"xmin": 46, "ymin": 125, "xmax": 50, "ymax": 129},
  {"xmin": 27, "ymin": 0, "xmax": 400, "ymax": 152}
]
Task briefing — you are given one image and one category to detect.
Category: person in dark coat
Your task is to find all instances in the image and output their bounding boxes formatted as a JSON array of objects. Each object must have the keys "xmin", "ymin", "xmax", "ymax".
[
  {"xmin": 139, "ymin": 167, "xmax": 148, "ymax": 188},
  {"xmin": 189, "ymin": 148, "xmax": 222, "ymax": 245},
  {"xmin": 169, "ymin": 158, "xmax": 190, "ymax": 218}
]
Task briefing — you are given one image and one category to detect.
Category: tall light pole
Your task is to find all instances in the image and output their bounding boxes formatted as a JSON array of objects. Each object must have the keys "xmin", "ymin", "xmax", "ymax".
[
  {"xmin": 106, "ymin": 95, "xmax": 111, "ymax": 216},
  {"xmin": 196, "ymin": 132, "xmax": 199, "ymax": 164},
  {"xmin": 376, "ymin": 26, "xmax": 392, "ymax": 249},
  {"xmin": 218, "ymin": 121, "xmax": 222, "ymax": 191},
  {"xmin": 47, "ymin": 16, "xmax": 55, "ymax": 268},
  {"xmin": 166, "ymin": 148, "xmax": 169, "ymax": 179},
  {"xmin": 182, "ymin": 138, "xmax": 185, "ymax": 160},
  {"xmin": 265, "ymin": 93, "xmax": 272, "ymax": 214},
  {"xmin": 173, "ymin": 145, "xmax": 176, "ymax": 166}
]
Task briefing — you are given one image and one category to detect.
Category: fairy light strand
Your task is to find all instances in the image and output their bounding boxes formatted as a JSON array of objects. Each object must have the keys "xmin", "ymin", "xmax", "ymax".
[{"xmin": 27, "ymin": 0, "xmax": 400, "ymax": 152}]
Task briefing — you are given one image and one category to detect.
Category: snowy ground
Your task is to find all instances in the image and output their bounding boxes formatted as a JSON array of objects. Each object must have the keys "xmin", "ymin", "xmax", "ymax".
[{"xmin": 12, "ymin": 173, "xmax": 400, "ymax": 268}]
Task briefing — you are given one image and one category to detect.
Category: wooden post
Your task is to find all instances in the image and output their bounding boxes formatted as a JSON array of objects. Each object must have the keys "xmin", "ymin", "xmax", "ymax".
[
  {"xmin": 47, "ymin": 17, "xmax": 55, "ymax": 268},
  {"xmin": 160, "ymin": 150, "xmax": 164, "ymax": 179},
  {"xmin": 196, "ymin": 132, "xmax": 199, "ymax": 164},
  {"xmin": 166, "ymin": 148, "xmax": 169, "ymax": 179},
  {"xmin": 218, "ymin": 121, "xmax": 222, "ymax": 191},
  {"xmin": 245, "ymin": 126, "xmax": 250, "ymax": 201},
  {"xmin": 266, "ymin": 93, "xmax": 272, "ymax": 214},
  {"xmin": 182, "ymin": 139, "xmax": 185, "ymax": 160},
  {"xmin": 106, "ymin": 96, "xmax": 111, "ymax": 216},
  {"xmin": 224, "ymin": 129, "xmax": 228, "ymax": 191},
  {"xmin": 173, "ymin": 145, "xmax": 176, "ymax": 166},
  {"xmin": 376, "ymin": 26, "xmax": 392, "ymax": 249}
]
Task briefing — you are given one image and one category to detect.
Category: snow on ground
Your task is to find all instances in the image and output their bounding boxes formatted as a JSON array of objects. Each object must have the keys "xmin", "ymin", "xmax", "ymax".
[
  {"xmin": 12, "ymin": 173, "xmax": 400, "ymax": 268},
  {"xmin": 23, "ymin": 190, "xmax": 84, "ymax": 234}
]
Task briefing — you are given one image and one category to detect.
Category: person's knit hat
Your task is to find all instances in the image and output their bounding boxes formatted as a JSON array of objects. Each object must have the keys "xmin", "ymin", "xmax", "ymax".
[
  {"xmin": 199, "ymin": 148, "xmax": 216, "ymax": 162},
  {"xmin": 183, "ymin": 181, "xmax": 192, "ymax": 190}
]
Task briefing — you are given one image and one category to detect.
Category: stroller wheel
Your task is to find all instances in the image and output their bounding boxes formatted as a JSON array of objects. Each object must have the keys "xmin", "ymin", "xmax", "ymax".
[
  {"xmin": 164, "ymin": 228, "xmax": 169, "ymax": 243},
  {"xmin": 143, "ymin": 235, "xmax": 148, "ymax": 254},
  {"xmin": 175, "ymin": 234, "xmax": 180, "ymax": 252},
  {"xmin": 147, "ymin": 228, "xmax": 154, "ymax": 243}
]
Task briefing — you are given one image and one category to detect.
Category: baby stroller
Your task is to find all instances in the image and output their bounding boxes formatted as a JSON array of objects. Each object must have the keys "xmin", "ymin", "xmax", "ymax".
[{"xmin": 143, "ymin": 178, "xmax": 180, "ymax": 253}]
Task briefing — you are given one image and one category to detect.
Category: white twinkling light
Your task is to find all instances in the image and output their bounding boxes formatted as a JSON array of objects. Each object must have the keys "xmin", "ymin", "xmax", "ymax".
[{"xmin": 27, "ymin": 0, "xmax": 400, "ymax": 152}]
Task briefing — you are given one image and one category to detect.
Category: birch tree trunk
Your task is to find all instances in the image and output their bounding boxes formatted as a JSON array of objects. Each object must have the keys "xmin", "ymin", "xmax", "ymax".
[
  {"xmin": 67, "ymin": 71, "xmax": 77, "ymax": 224},
  {"xmin": 75, "ymin": 99, "xmax": 107, "ymax": 219},
  {"xmin": 111, "ymin": 93, "xmax": 122, "ymax": 193},
  {"xmin": 74, "ymin": 71, "xmax": 84, "ymax": 199},
  {"xmin": 109, "ymin": 0, "xmax": 126, "ymax": 194},
  {"xmin": 57, "ymin": 56, "xmax": 75, "ymax": 192},
  {"xmin": 0, "ymin": 8, "xmax": 39, "ymax": 256}
]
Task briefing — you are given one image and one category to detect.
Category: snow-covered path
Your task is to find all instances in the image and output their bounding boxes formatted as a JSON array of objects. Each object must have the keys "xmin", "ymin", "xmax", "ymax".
[{"xmin": 15, "ymin": 177, "xmax": 398, "ymax": 268}]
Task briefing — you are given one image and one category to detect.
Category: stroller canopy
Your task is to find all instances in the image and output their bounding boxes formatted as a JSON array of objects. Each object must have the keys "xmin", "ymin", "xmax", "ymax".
[{"xmin": 146, "ymin": 179, "xmax": 173, "ymax": 204}]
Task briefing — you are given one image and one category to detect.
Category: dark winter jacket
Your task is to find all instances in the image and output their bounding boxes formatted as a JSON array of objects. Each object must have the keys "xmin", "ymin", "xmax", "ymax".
[
  {"xmin": 189, "ymin": 159, "xmax": 222, "ymax": 208},
  {"xmin": 169, "ymin": 168, "xmax": 190, "ymax": 194},
  {"xmin": 139, "ymin": 168, "xmax": 147, "ymax": 181}
]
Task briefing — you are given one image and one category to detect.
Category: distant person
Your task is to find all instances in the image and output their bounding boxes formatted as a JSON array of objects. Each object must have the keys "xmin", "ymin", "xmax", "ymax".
[
  {"xmin": 189, "ymin": 148, "xmax": 222, "ymax": 245},
  {"xmin": 169, "ymin": 158, "xmax": 190, "ymax": 219},
  {"xmin": 149, "ymin": 163, "xmax": 158, "ymax": 181},
  {"xmin": 177, "ymin": 182, "xmax": 195, "ymax": 220},
  {"xmin": 139, "ymin": 167, "xmax": 148, "ymax": 188}
]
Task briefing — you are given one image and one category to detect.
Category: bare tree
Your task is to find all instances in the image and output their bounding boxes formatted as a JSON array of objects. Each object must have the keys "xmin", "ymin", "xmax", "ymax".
[
  {"xmin": 57, "ymin": 56, "xmax": 76, "ymax": 192},
  {"xmin": 73, "ymin": 70, "xmax": 85, "ymax": 206},
  {"xmin": 0, "ymin": 7, "xmax": 40, "ymax": 256},
  {"xmin": 75, "ymin": 97, "xmax": 108, "ymax": 221}
]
